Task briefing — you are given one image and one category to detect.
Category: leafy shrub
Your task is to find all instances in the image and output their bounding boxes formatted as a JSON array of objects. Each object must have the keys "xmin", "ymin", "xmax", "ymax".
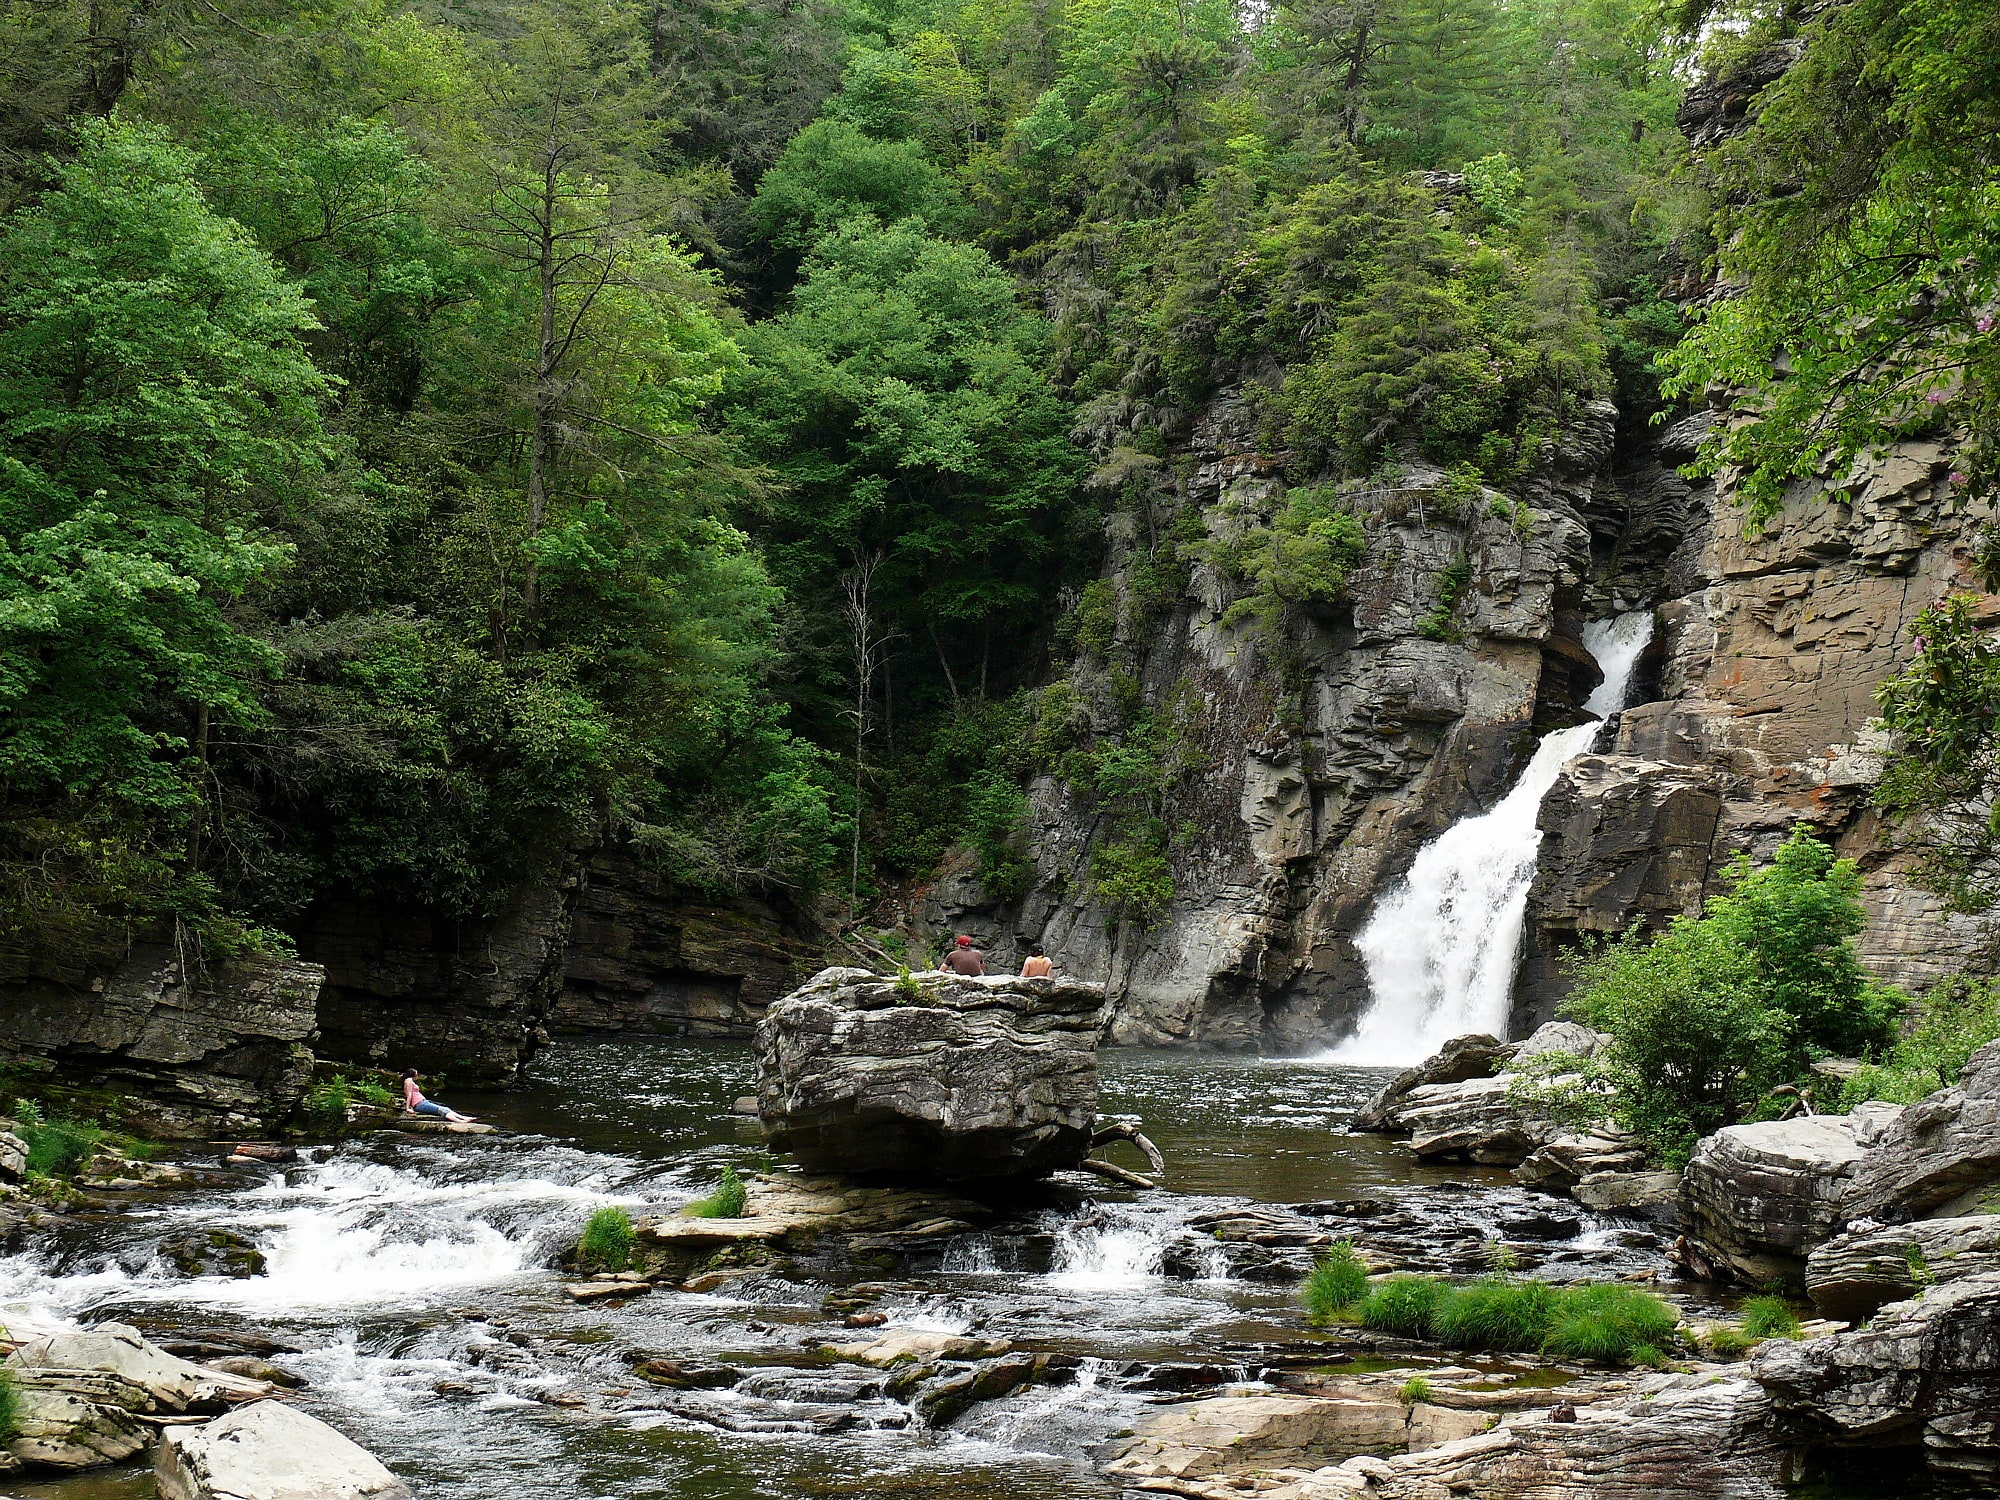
[
  {"xmin": 892, "ymin": 966, "xmax": 924, "ymax": 1004},
  {"xmin": 1208, "ymin": 484, "xmax": 1368, "ymax": 634},
  {"xmin": 1541, "ymin": 1283, "xmax": 1679, "ymax": 1363},
  {"xmin": 1073, "ymin": 578, "xmax": 1119, "ymax": 657},
  {"xmin": 1434, "ymin": 1277, "xmax": 1557, "ymax": 1350},
  {"xmin": 1356, "ymin": 1275, "xmax": 1450, "ymax": 1339},
  {"xmin": 21, "ymin": 1116, "xmax": 101, "ymax": 1177},
  {"xmin": 1417, "ymin": 556, "xmax": 1473, "ymax": 642},
  {"xmin": 1398, "ymin": 1376, "xmax": 1432, "ymax": 1404},
  {"xmin": 577, "ymin": 1206, "xmax": 637, "ymax": 1273},
  {"xmin": 1565, "ymin": 828, "xmax": 1903, "ymax": 1165},
  {"xmin": 1302, "ymin": 1241, "xmax": 1370, "ymax": 1322},
  {"xmin": 306, "ymin": 1074, "xmax": 352, "ymax": 1118},
  {"xmin": 962, "ymin": 770, "xmax": 1034, "ymax": 903},
  {"xmin": 1739, "ymin": 1296, "xmax": 1801, "ymax": 1340},
  {"xmin": 354, "ymin": 1079, "xmax": 394, "ymax": 1107},
  {"xmin": 1842, "ymin": 975, "xmax": 2000, "ymax": 1109},
  {"xmin": 1091, "ymin": 819, "xmax": 1175, "ymax": 929},
  {"xmin": 686, "ymin": 1166, "xmax": 748, "ymax": 1220}
]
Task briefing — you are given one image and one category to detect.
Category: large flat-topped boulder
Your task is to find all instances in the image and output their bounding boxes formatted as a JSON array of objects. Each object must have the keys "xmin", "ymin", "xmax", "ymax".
[
  {"xmin": 1683, "ymin": 1113, "xmax": 1885, "ymax": 1283},
  {"xmin": 1844, "ymin": 1039, "xmax": 2000, "ymax": 1220},
  {"xmin": 754, "ymin": 967, "xmax": 1107, "ymax": 1182}
]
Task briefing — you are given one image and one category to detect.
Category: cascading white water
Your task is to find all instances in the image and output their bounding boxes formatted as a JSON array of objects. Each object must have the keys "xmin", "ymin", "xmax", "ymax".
[{"xmin": 1329, "ymin": 611, "xmax": 1656, "ymax": 1067}]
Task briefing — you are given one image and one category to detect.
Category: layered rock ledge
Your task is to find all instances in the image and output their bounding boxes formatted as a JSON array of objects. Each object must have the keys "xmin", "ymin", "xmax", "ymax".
[{"xmin": 754, "ymin": 967, "xmax": 1107, "ymax": 1181}]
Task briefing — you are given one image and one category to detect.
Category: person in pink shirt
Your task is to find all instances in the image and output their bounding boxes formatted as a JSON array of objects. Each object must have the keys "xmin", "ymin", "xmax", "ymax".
[{"xmin": 401, "ymin": 1070, "xmax": 476, "ymax": 1124}]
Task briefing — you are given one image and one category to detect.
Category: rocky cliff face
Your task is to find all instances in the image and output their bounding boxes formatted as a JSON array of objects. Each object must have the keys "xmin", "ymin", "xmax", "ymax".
[
  {"xmin": 0, "ymin": 946, "xmax": 320, "ymax": 1136},
  {"xmin": 923, "ymin": 46, "xmax": 1985, "ymax": 1052}
]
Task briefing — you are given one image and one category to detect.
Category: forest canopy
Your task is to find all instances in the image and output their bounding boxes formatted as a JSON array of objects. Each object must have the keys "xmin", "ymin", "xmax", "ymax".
[{"xmin": 2, "ymin": 0, "xmax": 1975, "ymax": 960}]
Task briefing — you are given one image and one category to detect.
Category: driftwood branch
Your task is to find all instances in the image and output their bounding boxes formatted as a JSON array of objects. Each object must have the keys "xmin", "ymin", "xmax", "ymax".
[
  {"xmin": 1078, "ymin": 1158, "xmax": 1157, "ymax": 1190},
  {"xmin": 1091, "ymin": 1120, "xmax": 1166, "ymax": 1177}
]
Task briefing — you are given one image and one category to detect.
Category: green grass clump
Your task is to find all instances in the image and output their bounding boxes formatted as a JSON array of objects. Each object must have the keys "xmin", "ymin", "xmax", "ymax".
[
  {"xmin": 21, "ymin": 1116, "xmax": 101, "ymax": 1177},
  {"xmin": 1541, "ymin": 1283, "xmax": 1679, "ymax": 1363},
  {"xmin": 686, "ymin": 1165, "xmax": 748, "ymax": 1220},
  {"xmin": 1706, "ymin": 1325, "xmax": 1756, "ymax": 1358},
  {"xmin": 577, "ymin": 1206, "xmax": 637, "ymax": 1272},
  {"xmin": 1356, "ymin": 1275, "xmax": 1450, "ymax": 1339},
  {"xmin": 1739, "ymin": 1296, "xmax": 1802, "ymax": 1340},
  {"xmin": 1398, "ymin": 1376, "xmax": 1432, "ymax": 1405},
  {"xmin": 1302, "ymin": 1241, "xmax": 1370, "ymax": 1323},
  {"xmin": 1434, "ymin": 1277, "xmax": 1558, "ymax": 1350}
]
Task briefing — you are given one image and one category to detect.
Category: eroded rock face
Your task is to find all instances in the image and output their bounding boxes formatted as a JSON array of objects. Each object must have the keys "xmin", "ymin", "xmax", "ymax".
[
  {"xmin": 1806, "ymin": 1216, "xmax": 2000, "ymax": 1323},
  {"xmin": 156, "ymin": 1399, "xmax": 413, "ymax": 1500},
  {"xmin": 754, "ymin": 968, "xmax": 1106, "ymax": 1181},
  {"xmin": 0, "ymin": 948, "xmax": 319, "ymax": 1138},
  {"xmin": 1350, "ymin": 1033, "xmax": 1514, "ymax": 1131},
  {"xmin": 1754, "ymin": 1270, "xmax": 2000, "ymax": 1477},
  {"xmin": 1843, "ymin": 1040, "xmax": 2000, "ymax": 1221},
  {"xmin": 1683, "ymin": 1116, "xmax": 1873, "ymax": 1283}
]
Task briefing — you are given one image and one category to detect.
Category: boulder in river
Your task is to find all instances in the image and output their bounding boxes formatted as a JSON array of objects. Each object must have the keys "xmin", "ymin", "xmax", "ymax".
[
  {"xmin": 6, "ymin": 1322, "xmax": 276, "ymax": 1413},
  {"xmin": 1349, "ymin": 1033, "xmax": 1515, "ymax": 1132},
  {"xmin": 1681, "ymin": 1113, "xmax": 1885, "ymax": 1283},
  {"xmin": 1843, "ymin": 1039, "xmax": 2000, "ymax": 1221},
  {"xmin": 753, "ymin": 967, "xmax": 1106, "ymax": 1181},
  {"xmin": 156, "ymin": 1398, "xmax": 413, "ymax": 1500},
  {"xmin": 1754, "ymin": 1268, "xmax": 2000, "ymax": 1479},
  {"xmin": 2, "ymin": 1371, "xmax": 151, "ymax": 1471}
]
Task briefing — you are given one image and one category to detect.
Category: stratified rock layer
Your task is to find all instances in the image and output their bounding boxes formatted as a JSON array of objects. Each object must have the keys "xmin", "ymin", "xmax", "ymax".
[
  {"xmin": 1806, "ymin": 1216, "xmax": 2000, "ymax": 1323},
  {"xmin": 0, "ymin": 947, "xmax": 320, "ymax": 1137},
  {"xmin": 754, "ymin": 967, "xmax": 1106, "ymax": 1181},
  {"xmin": 1682, "ymin": 1115, "xmax": 1879, "ymax": 1283},
  {"xmin": 1843, "ymin": 1040, "xmax": 2000, "ymax": 1220}
]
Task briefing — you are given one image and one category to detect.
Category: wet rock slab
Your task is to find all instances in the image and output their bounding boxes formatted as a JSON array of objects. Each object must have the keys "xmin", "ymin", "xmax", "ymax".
[
  {"xmin": 156, "ymin": 1397, "xmax": 413, "ymax": 1500},
  {"xmin": 754, "ymin": 967, "xmax": 1107, "ymax": 1181}
]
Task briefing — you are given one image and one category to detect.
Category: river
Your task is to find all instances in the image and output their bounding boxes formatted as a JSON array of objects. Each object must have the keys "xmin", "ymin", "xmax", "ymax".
[{"xmin": 0, "ymin": 1040, "xmax": 1930, "ymax": 1499}]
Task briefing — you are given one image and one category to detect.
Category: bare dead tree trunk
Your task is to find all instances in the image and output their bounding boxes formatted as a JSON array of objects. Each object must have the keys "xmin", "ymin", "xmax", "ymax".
[{"xmin": 840, "ymin": 553, "xmax": 900, "ymax": 908}]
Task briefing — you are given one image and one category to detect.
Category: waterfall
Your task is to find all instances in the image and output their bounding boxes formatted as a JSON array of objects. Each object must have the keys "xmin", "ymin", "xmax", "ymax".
[{"xmin": 1329, "ymin": 611, "xmax": 1656, "ymax": 1067}]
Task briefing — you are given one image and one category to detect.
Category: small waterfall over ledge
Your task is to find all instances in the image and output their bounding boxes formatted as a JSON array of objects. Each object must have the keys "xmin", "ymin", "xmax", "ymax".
[{"xmin": 1328, "ymin": 611, "xmax": 1655, "ymax": 1067}]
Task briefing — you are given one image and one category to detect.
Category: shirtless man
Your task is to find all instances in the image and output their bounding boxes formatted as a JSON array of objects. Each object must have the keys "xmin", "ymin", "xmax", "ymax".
[{"xmin": 939, "ymin": 935, "xmax": 986, "ymax": 975}]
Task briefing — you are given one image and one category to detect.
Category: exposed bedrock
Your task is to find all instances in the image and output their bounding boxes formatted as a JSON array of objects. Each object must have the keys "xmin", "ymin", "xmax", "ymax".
[
  {"xmin": 753, "ymin": 967, "xmax": 1107, "ymax": 1182},
  {"xmin": 1843, "ymin": 1039, "xmax": 2000, "ymax": 1221},
  {"xmin": 0, "ymin": 945, "xmax": 320, "ymax": 1137}
]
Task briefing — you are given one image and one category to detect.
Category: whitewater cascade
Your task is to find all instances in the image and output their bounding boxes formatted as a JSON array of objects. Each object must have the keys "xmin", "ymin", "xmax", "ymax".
[{"xmin": 1330, "ymin": 611, "xmax": 1656, "ymax": 1067}]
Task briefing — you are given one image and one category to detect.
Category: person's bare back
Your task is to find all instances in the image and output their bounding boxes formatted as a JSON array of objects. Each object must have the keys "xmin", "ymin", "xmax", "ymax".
[
  {"xmin": 1021, "ymin": 949, "xmax": 1052, "ymax": 978},
  {"xmin": 940, "ymin": 935, "xmax": 985, "ymax": 975}
]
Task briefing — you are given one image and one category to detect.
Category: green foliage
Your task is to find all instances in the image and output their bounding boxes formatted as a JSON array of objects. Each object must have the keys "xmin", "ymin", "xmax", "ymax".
[
  {"xmin": 963, "ymin": 769, "xmax": 1034, "ymax": 902},
  {"xmin": 1875, "ymin": 597, "xmax": 2000, "ymax": 912},
  {"xmin": 1842, "ymin": 975, "xmax": 2000, "ymax": 1108},
  {"xmin": 892, "ymin": 965, "xmax": 924, "ymax": 1003},
  {"xmin": 0, "ymin": 1368, "xmax": 16, "ymax": 1444},
  {"xmin": 1209, "ymin": 485, "xmax": 1368, "ymax": 634},
  {"xmin": 1706, "ymin": 1325, "xmax": 1756, "ymax": 1358},
  {"xmin": 354, "ymin": 1079, "xmax": 395, "ymax": 1108},
  {"xmin": 20, "ymin": 1115, "xmax": 101, "ymax": 1177},
  {"xmin": 1398, "ymin": 1376, "xmax": 1432, "ymax": 1405},
  {"xmin": 1738, "ymin": 1296, "xmax": 1802, "ymax": 1341},
  {"xmin": 1566, "ymin": 828, "xmax": 1903, "ymax": 1165},
  {"xmin": 1418, "ymin": 556, "xmax": 1475, "ymax": 643},
  {"xmin": 686, "ymin": 1165, "xmax": 749, "ymax": 1219},
  {"xmin": 1661, "ymin": 0, "xmax": 2000, "ymax": 528},
  {"xmin": 577, "ymin": 1205, "xmax": 637, "ymax": 1272},
  {"xmin": 1356, "ymin": 1271, "xmax": 1678, "ymax": 1364},
  {"xmin": 1906, "ymin": 1243, "xmax": 1936, "ymax": 1290},
  {"xmin": 306, "ymin": 1075, "xmax": 352, "ymax": 1119},
  {"xmin": 1091, "ymin": 818, "xmax": 1175, "ymax": 929},
  {"xmin": 747, "ymin": 119, "xmax": 963, "ymax": 254},
  {"xmin": 1302, "ymin": 1241, "xmax": 1371, "ymax": 1323}
]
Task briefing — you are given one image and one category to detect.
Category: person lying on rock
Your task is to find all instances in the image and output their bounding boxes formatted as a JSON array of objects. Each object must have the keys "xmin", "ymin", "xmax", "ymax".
[
  {"xmin": 939, "ymin": 934, "xmax": 986, "ymax": 976},
  {"xmin": 401, "ymin": 1070, "xmax": 476, "ymax": 1124},
  {"xmin": 1020, "ymin": 943, "xmax": 1053, "ymax": 979}
]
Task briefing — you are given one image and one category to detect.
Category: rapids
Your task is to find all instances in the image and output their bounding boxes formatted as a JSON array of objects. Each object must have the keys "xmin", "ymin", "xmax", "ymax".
[{"xmin": 0, "ymin": 1041, "xmax": 1659, "ymax": 1500}]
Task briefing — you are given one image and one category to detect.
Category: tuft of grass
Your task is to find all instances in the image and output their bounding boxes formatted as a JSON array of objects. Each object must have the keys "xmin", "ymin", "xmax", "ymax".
[
  {"xmin": 686, "ymin": 1165, "xmax": 748, "ymax": 1220},
  {"xmin": 1905, "ymin": 1243, "xmax": 1936, "ymax": 1289},
  {"xmin": 577, "ymin": 1206, "xmax": 637, "ymax": 1272},
  {"xmin": 1541, "ymin": 1283, "xmax": 1679, "ymax": 1364},
  {"xmin": 1398, "ymin": 1376, "xmax": 1432, "ymax": 1405},
  {"xmin": 1628, "ymin": 1343, "xmax": 1668, "ymax": 1369},
  {"xmin": 1706, "ymin": 1325, "xmax": 1756, "ymax": 1358},
  {"xmin": 1356, "ymin": 1275, "xmax": 1449, "ymax": 1339},
  {"xmin": 21, "ymin": 1116, "xmax": 101, "ymax": 1177},
  {"xmin": 1302, "ymin": 1241, "xmax": 1370, "ymax": 1323},
  {"xmin": 1739, "ymin": 1296, "xmax": 1802, "ymax": 1340},
  {"xmin": 1435, "ymin": 1277, "xmax": 1558, "ymax": 1351}
]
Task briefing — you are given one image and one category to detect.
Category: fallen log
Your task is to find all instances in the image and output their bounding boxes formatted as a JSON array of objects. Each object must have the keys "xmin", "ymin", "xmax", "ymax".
[
  {"xmin": 1091, "ymin": 1120, "xmax": 1166, "ymax": 1177},
  {"xmin": 1078, "ymin": 1158, "xmax": 1157, "ymax": 1190}
]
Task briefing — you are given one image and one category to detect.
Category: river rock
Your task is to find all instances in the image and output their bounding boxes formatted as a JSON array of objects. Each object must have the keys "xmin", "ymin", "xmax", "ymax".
[
  {"xmin": 1753, "ymin": 1269, "xmax": 2000, "ymax": 1477},
  {"xmin": 1105, "ymin": 1394, "xmax": 1414, "ymax": 1479},
  {"xmin": 1512, "ymin": 1128, "xmax": 1646, "ymax": 1191},
  {"xmin": 156, "ymin": 1399, "xmax": 413, "ymax": 1500},
  {"xmin": 1399, "ymin": 1076, "xmax": 1555, "ymax": 1166},
  {"xmin": 1843, "ymin": 1040, "xmax": 2000, "ymax": 1221},
  {"xmin": 1573, "ymin": 1169, "xmax": 1682, "ymax": 1227},
  {"xmin": 1805, "ymin": 1215, "xmax": 2000, "ymax": 1322},
  {"xmin": 1507, "ymin": 1021, "xmax": 1609, "ymax": 1067},
  {"xmin": 6, "ymin": 1323, "xmax": 277, "ymax": 1413},
  {"xmin": 1682, "ymin": 1115, "xmax": 1874, "ymax": 1283},
  {"xmin": 163, "ymin": 1229, "xmax": 268, "ymax": 1279},
  {"xmin": 0, "ymin": 1128, "xmax": 27, "ymax": 1179},
  {"xmin": 3, "ymin": 1371, "xmax": 150, "ymax": 1470},
  {"xmin": 753, "ymin": 967, "xmax": 1106, "ymax": 1181},
  {"xmin": 1349, "ymin": 1035, "xmax": 1514, "ymax": 1132},
  {"xmin": 823, "ymin": 1330, "xmax": 1012, "ymax": 1367}
]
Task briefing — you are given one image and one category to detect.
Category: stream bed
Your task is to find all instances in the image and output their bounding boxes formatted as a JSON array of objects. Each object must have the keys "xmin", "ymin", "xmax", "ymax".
[{"xmin": 0, "ymin": 1041, "xmax": 1760, "ymax": 1498}]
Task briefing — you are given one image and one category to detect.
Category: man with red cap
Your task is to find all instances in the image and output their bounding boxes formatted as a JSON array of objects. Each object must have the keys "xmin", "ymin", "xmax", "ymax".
[{"xmin": 939, "ymin": 934, "xmax": 986, "ymax": 976}]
